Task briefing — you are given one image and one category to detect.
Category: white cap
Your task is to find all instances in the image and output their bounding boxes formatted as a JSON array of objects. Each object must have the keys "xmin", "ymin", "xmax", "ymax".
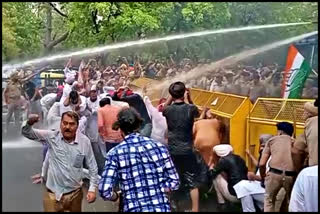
[{"xmin": 90, "ymin": 85, "xmax": 97, "ymax": 91}]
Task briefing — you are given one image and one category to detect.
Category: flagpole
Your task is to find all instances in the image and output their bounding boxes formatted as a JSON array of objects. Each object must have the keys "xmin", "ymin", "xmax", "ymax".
[
  {"xmin": 310, "ymin": 45, "xmax": 315, "ymax": 67},
  {"xmin": 312, "ymin": 69, "xmax": 318, "ymax": 76}
]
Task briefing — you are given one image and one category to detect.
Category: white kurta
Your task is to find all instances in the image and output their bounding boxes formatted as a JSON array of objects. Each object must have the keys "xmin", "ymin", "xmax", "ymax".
[
  {"xmin": 60, "ymin": 83, "xmax": 72, "ymax": 104},
  {"xmin": 289, "ymin": 165, "xmax": 318, "ymax": 212},
  {"xmin": 233, "ymin": 157, "xmax": 271, "ymax": 199},
  {"xmin": 40, "ymin": 93, "xmax": 57, "ymax": 110},
  {"xmin": 143, "ymin": 96, "xmax": 167, "ymax": 145},
  {"xmin": 60, "ymin": 95, "xmax": 87, "ymax": 116},
  {"xmin": 86, "ymin": 97, "xmax": 100, "ymax": 112}
]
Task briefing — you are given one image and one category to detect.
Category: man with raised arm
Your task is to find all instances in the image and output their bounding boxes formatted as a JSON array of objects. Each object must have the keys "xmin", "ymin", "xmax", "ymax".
[{"xmin": 21, "ymin": 111, "xmax": 99, "ymax": 212}]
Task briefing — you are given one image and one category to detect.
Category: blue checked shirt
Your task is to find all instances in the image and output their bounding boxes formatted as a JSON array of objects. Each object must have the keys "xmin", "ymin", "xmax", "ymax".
[{"xmin": 98, "ymin": 133, "xmax": 180, "ymax": 212}]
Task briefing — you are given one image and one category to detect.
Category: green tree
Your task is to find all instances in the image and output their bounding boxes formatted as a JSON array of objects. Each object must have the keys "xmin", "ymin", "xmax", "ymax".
[
  {"xmin": 2, "ymin": 2, "xmax": 318, "ymax": 64},
  {"xmin": 2, "ymin": 3, "xmax": 43, "ymax": 61}
]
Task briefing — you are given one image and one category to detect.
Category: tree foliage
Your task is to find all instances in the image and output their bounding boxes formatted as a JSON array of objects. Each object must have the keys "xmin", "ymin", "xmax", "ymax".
[
  {"xmin": 2, "ymin": 2, "xmax": 318, "ymax": 63},
  {"xmin": 3, "ymin": 2, "xmax": 43, "ymax": 60}
]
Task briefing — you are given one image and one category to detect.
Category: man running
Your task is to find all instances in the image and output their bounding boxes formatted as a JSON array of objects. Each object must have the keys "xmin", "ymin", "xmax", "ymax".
[
  {"xmin": 99, "ymin": 107, "xmax": 179, "ymax": 212},
  {"xmin": 21, "ymin": 111, "xmax": 99, "ymax": 212}
]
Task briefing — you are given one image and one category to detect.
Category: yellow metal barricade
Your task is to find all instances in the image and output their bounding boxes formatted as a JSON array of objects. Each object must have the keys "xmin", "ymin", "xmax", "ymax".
[
  {"xmin": 40, "ymin": 72, "xmax": 65, "ymax": 87},
  {"xmin": 128, "ymin": 78, "xmax": 253, "ymax": 161},
  {"xmin": 128, "ymin": 78, "xmax": 315, "ymax": 171},
  {"xmin": 130, "ymin": 77, "xmax": 162, "ymax": 103},
  {"xmin": 190, "ymin": 89, "xmax": 252, "ymax": 160},
  {"xmin": 246, "ymin": 98, "xmax": 315, "ymax": 170},
  {"xmin": 130, "ymin": 77, "xmax": 154, "ymax": 88}
]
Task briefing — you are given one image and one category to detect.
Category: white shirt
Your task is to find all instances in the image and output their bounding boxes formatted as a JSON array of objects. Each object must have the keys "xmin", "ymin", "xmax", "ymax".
[
  {"xmin": 64, "ymin": 67, "xmax": 77, "ymax": 77},
  {"xmin": 86, "ymin": 97, "xmax": 100, "ymax": 112},
  {"xmin": 61, "ymin": 83, "xmax": 72, "ymax": 103},
  {"xmin": 47, "ymin": 102, "xmax": 61, "ymax": 129},
  {"xmin": 210, "ymin": 82, "xmax": 225, "ymax": 92},
  {"xmin": 60, "ymin": 95, "xmax": 87, "ymax": 116},
  {"xmin": 40, "ymin": 93, "xmax": 56, "ymax": 110},
  {"xmin": 143, "ymin": 96, "xmax": 167, "ymax": 145},
  {"xmin": 112, "ymin": 100, "xmax": 129, "ymax": 108},
  {"xmin": 209, "ymin": 80, "xmax": 217, "ymax": 92},
  {"xmin": 98, "ymin": 93, "xmax": 129, "ymax": 108},
  {"xmin": 233, "ymin": 180, "xmax": 265, "ymax": 199},
  {"xmin": 289, "ymin": 165, "xmax": 318, "ymax": 212}
]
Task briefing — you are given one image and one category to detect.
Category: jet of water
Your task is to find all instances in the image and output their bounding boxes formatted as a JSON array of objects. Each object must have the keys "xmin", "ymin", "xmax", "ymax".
[
  {"xmin": 152, "ymin": 31, "xmax": 318, "ymax": 91},
  {"xmin": 2, "ymin": 22, "xmax": 312, "ymax": 77},
  {"xmin": 2, "ymin": 139, "xmax": 43, "ymax": 149}
]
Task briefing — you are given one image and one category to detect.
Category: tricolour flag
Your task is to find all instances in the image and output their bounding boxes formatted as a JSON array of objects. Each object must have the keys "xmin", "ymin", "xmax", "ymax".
[{"xmin": 281, "ymin": 45, "xmax": 312, "ymax": 98}]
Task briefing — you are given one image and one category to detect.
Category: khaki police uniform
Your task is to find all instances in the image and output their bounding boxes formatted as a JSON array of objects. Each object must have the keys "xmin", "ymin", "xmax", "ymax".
[
  {"xmin": 293, "ymin": 116, "xmax": 318, "ymax": 166},
  {"xmin": 262, "ymin": 135, "xmax": 296, "ymax": 212}
]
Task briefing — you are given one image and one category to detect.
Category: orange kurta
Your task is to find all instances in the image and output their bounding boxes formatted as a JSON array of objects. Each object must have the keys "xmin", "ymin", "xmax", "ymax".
[{"xmin": 193, "ymin": 119, "xmax": 222, "ymax": 166}]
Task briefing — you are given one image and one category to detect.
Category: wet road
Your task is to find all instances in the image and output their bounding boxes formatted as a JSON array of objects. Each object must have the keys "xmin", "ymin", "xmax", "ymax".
[
  {"xmin": 2, "ymin": 134, "xmax": 239, "ymax": 212},
  {"xmin": 2, "ymin": 136, "xmax": 118, "ymax": 212}
]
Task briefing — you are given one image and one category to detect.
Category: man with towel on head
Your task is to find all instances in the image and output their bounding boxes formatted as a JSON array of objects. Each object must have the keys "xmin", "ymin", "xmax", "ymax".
[
  {"xmin": 61, "ymin": 73, "xmax": 75, "ymax": 104},
  {"xmin": 208, "ymin": 144, "xmax": 247, "ymax": 211}
]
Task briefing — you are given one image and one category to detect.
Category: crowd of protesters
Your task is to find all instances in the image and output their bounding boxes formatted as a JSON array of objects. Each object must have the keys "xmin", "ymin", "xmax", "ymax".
[
  {"xmin": 2, "ymin": 55, "xmax": 318, "ymax": 212},
  {"xmin": 3, "ymin": 55, "xmax": 318, "ymax": 134}
]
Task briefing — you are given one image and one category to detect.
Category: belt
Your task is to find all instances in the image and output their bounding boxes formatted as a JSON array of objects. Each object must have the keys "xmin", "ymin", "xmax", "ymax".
[
  {"xmin": 47, "ymin": 188, "xmax": 54, "ymax": 193},
  {"xmin": 46, "ymin": 188, "xmax": 81, "ymax": 195},
  {"xmin": 269, "ymin": 167, "xmax": 296, "ymax": 176}
]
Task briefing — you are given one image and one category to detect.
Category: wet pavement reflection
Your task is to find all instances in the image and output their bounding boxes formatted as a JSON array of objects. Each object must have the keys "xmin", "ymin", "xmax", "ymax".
[
  {"xmin": 2, "ymin": 134, "xmax": 239, "ymax": 212},
  {"xmin": 2, "ymin": 136, "xmax": 118, "ymax": 212}
]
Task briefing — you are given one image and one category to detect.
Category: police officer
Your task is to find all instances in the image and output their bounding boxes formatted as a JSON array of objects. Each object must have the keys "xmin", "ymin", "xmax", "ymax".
[
  {"xmin": 259, "ymin": 122, "xmax": 296, "ymax": 212},
  {"xmin": 292, "ymin": 99, "xmax": 318, "ymax": 172}
]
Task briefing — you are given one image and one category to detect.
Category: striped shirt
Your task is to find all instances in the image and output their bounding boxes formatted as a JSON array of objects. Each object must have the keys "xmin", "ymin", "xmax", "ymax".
[{"xmin": 22, "ymin": 121, "xmax": 99, "ymax": 201}]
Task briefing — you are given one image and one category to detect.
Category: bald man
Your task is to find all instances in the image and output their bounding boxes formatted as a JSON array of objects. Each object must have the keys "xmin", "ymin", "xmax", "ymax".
[{"xmin": 193, "ymin": 107, "xmax": 225, "ymax": 167}]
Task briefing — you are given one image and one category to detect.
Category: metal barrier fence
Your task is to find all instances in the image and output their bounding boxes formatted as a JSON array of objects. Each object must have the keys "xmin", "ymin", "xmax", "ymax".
[
  {"xmin": 128, "ymin": 78, "xmax": 315, "ymax": 170},
  {"xmin": 7, "ymin": 75, "xmax": 308, "ymax": 170},
  {"xmin": 130, "ymin": 78, "xmax": 253, "ymax": 162},
  {"xmin": 246, "ymin": 98, "xmax": 315, "ymax": 170},
  {"xmin": 130, "ymin": 77, "xmax": 162, "ymax": 104},
  {"xmin": 190, "ymin": 89, "xmax": 252, "ymax": 161}
]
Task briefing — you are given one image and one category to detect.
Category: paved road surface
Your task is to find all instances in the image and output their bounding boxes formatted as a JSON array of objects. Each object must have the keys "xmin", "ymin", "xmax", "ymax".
[
  {"xmin": 2, "ymin": 134, "xmax": 239, "ymax": 212},
  {"xmin": 2, "ymin": 136, "xmax": 118, "ymax": 212}
]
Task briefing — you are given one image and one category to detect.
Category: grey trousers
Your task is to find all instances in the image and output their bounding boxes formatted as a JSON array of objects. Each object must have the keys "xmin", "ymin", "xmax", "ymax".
[
  {"xmin": 240, "ymin": 193, "xmax": 264, "ymax": 212},
  {"xmin": 140, "ymin": 123, "xmax": 152, "ymax": 137},
  {"xmin": 6, "ymin": 102, "xmax": 22, "ymax": 131},
  {"xmin": 213, "ymin": 175, "xmax": 239, "ymax": 204}
]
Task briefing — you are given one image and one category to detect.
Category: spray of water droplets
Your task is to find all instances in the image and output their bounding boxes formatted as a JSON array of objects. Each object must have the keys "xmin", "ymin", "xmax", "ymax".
[
  {"xmin": 151, "ymin": 31, "xmax": 318, "ymax": 91},
  {"xmin": 2, "ymin": 22, "xmax": 312, "ymax": 77}
]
